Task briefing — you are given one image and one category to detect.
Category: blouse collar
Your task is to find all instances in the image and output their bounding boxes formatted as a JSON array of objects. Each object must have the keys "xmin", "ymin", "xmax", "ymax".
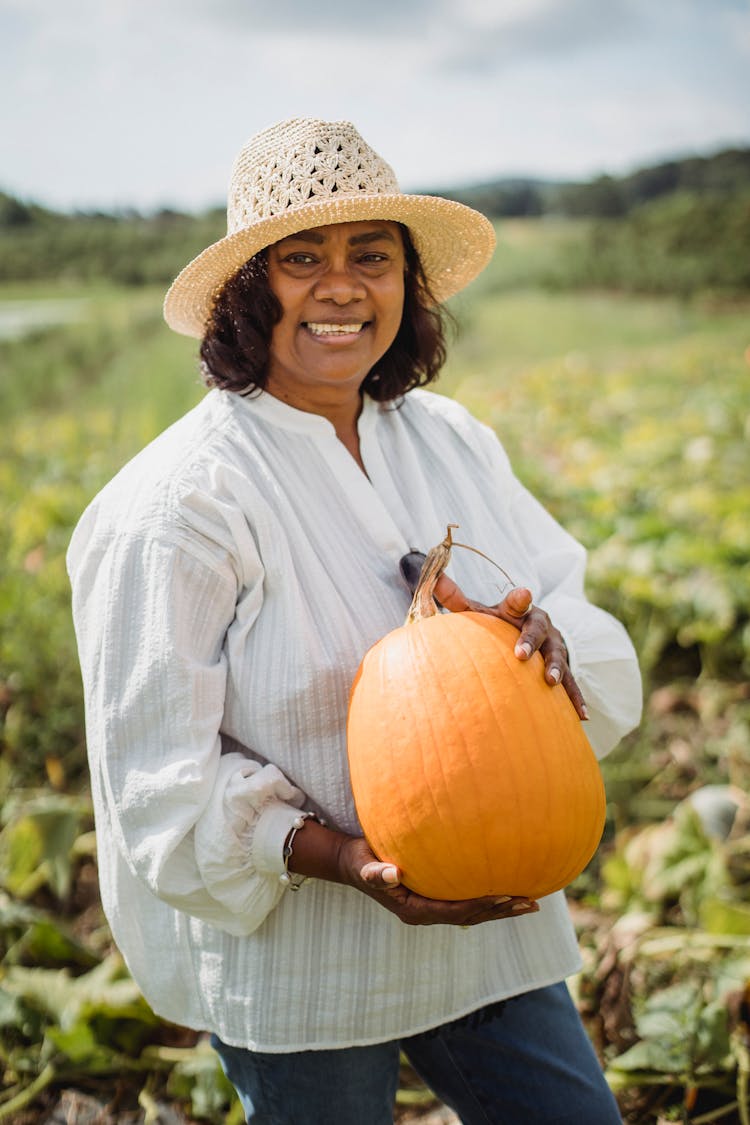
[{"xmin": 228, "ymin": 388, "xmax": 381, "ymax": 436}]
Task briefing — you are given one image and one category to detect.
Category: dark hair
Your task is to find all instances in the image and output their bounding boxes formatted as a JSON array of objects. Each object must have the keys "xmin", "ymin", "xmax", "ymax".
[{"xmin": 199, "ymin": 225, "xmax": 450, "ymax": 402}]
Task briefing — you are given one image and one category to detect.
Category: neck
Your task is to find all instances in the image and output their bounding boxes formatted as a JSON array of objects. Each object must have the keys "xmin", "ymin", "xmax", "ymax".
[{"xmin": 265, "ymin": 381, "xmax": 368, "ymax": 473}]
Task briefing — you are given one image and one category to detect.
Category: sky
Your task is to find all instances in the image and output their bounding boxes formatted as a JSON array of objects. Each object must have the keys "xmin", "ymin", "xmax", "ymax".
[{"xmin": 2, "ymin": 0, "xmax": 749, "ymax": 213}]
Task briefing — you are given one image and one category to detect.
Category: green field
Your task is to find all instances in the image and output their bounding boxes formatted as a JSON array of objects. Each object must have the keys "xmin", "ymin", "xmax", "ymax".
[{"xmin": 1, "ymin": 219, "xmax": 749, "ymax": 1122}]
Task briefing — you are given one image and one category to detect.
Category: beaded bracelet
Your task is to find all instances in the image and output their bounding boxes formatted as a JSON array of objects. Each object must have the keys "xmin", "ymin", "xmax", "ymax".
[{"xmin": 280, "ymin": 812, "xmax": 323, "ymax": 892}]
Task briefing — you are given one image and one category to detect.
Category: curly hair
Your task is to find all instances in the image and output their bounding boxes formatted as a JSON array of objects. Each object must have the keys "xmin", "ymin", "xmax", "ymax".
[{"xmin": 199, "ymin": 225, "xmax": 450, "ymax": 402}]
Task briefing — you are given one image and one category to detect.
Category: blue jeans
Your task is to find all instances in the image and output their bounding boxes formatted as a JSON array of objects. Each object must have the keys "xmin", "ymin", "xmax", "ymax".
[{"xmin": 211, "ymin": 981, "xmax": 622, "ymax": 1124}]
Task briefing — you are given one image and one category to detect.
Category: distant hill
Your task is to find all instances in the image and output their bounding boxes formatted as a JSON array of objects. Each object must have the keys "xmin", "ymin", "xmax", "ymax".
[
  {"xmin": 438, "ymin": 146, "xmax": 750, "ymax": 217},
  {"xmin": 3, "ymin": 145, "xmax": 749, "ymax": 229},
  {"xmin": 0, "ymin": 146, "xmax": 748, "ymax": 289}
]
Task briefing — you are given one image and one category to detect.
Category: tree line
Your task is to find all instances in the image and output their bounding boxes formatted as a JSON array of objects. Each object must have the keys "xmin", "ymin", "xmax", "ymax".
[
  {"xmin": 1, "ymin": 147, "xmax": 748, "ymax": 293},
  {"xmin": 441, "ymin": 146, "xmax": 750, "ymax": 217}
]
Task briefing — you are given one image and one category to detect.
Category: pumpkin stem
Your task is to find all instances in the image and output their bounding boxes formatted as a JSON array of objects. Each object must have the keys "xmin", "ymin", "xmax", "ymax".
[
  {"xmin": 405, "ymin": 525, "xmax": 518, "ymax": 625},
  {"xmin": 406, "ymin": 525, "xmax": 457, "ymax": 623}
]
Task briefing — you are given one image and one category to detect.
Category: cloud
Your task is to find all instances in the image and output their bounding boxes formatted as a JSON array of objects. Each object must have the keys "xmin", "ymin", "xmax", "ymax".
[
  {"xmin": 433, "ymin": 0, "xmax": 642, "ymax": 74},
  {"xmin": 177, "ymin": 0, "xmax": 436, "ymax": 35}
]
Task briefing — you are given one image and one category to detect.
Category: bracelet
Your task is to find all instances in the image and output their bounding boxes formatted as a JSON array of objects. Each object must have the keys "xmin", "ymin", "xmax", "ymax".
[{"xmin": 280, "ymin": 812, "xmax": 323, "ymax": 892}]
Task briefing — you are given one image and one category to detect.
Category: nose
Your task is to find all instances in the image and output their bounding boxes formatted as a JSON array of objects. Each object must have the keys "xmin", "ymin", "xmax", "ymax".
[{"xmin": 313, "ymin": 260, "xmax": 366, "ymax": 305}]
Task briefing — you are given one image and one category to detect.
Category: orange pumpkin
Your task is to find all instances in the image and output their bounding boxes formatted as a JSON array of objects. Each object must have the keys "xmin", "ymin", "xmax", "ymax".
[{"xmin": 346, "ymin": 529, "xmax": 606, "ymax": 901}]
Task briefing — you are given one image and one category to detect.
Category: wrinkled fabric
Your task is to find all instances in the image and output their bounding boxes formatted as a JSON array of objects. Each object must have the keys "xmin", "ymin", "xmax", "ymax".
[{"xmin": 67, "ymin": 387, "xmax": 642, "ymax": 1050}]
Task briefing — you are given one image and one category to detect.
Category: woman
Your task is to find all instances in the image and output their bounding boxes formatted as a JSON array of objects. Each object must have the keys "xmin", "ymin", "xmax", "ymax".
[{"xmin": 68, "ymin": 118, "xmax": 642, "ymax": 1123}]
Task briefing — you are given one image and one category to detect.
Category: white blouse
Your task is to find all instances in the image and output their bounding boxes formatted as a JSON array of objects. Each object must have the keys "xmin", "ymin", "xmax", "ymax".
[{"xmin": 67, "ymin": 387, "xmax": 642, "ymax": 1051}]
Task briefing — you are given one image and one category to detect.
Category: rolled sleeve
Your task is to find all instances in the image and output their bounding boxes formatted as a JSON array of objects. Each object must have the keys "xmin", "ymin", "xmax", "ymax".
[
  {"xmin": 194, "ymin": 758, "xmax": 306, "ymax": 927},
  {"xmin": 68, "ymin": 509, "xmax": 308, "ymax": 936}
]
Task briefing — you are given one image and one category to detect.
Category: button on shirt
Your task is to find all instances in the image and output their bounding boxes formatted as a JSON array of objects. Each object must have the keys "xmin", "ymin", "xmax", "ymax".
[{"xmin": 67, "ymin": 387, "xmax": 642, "ymax": 1051}]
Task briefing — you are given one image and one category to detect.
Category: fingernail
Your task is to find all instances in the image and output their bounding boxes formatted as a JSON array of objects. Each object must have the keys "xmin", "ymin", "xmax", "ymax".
[
  {"xmin": 548, "ymin": 666, "xmax": 561, "ymax": 684},
  {"xmin": 512, "ymin": 901, "xmax": 538, "ymax": 912},
  {"xmin": 581, "ymin": 704, "xmax": 590, "ymax": 720},
  {"xmin": 515, "ymin": 642, "xmax": 532, "ymax": 659},
  {"xmin": 383, "ymin": 865, "xmax": 399, "ymax": 884},
  {"xmin": 493, "ymin": 896, "xmax": 511, "ymax": 905}
]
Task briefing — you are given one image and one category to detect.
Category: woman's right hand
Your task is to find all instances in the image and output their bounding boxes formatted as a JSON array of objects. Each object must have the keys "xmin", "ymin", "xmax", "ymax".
[{"xmin": 335, "ymin": 835, "xmax": 539, "ymax": 927}]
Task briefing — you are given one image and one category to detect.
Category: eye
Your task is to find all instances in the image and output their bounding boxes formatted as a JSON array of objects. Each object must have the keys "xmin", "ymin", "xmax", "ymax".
[
  {"xmin": 283, "ymin": 252, "xmax": 317, "ymax": 265},
  {"xmin": 357, "ymin": 251, "xmax": 391, "ymax": 266}
]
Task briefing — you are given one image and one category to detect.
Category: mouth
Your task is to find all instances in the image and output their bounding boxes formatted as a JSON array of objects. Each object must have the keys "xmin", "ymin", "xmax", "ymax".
[{"xmin": 302, "ymin": 321, "xmax": 369, "ymax": 339}]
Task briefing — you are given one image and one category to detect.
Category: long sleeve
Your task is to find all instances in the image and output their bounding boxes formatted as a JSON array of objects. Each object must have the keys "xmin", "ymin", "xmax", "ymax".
[
  {"xmin": 68, "ymin": 518, "xmax": 308, "ymax": 936},
  {"xmin": 471, "ymin": 416, "xmax": 643, "ymax": 759},
  {"xmin": 509, "ymin": 475, "xmax": 642, "ymax": 757}
]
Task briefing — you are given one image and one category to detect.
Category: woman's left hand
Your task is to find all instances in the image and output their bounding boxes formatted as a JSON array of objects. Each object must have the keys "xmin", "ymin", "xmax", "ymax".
[{"xmin": 432, "ymin": 574, "xmax": 589, "ymax": 721}]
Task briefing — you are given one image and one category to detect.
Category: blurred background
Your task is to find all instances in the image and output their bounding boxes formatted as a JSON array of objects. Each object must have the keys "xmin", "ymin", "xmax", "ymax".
[{"xmin": 1, "ymin": 1, "xmax": 749, "ymax": 1122}]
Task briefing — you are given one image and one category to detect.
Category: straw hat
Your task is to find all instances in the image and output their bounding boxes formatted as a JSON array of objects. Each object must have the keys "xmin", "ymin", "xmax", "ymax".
[{"xmin": 163, "ymin": 117, "xmax": 496, "ymax": 338}]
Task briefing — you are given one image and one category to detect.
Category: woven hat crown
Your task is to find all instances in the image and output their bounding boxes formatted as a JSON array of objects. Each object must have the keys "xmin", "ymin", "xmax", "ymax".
[
  {"xmin": 227, "ymin": 118, "xmax": 400, "ymax": 235},
  {"xmin": 164, "ymin": 117, "xmax": 497, "ymax": 338}
]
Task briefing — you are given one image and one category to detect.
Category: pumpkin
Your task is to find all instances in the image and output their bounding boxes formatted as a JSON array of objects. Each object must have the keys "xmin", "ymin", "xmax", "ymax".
[{"xmin": 346, "ymin": 527, "xmax": 606, "ymax": 901}]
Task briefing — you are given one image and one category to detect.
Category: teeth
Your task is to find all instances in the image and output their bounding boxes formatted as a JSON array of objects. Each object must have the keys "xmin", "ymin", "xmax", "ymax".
[{"xmin": 306, "ymin": 323, "xmax": 365, "ymax": 336}]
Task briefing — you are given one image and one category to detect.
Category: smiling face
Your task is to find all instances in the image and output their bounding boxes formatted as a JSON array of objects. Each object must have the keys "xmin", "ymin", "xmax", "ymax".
[{"xmin": 264, "ymin": 220, "xmax": 406, "ymax": 412}]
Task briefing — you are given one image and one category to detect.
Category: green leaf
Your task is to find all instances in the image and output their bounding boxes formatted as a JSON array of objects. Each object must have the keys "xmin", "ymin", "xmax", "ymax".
[
  {"xmin": 610, "ymin": 981, "xmax": 732, "ymax": 1078},
  {"xmin": 700, "ymin": 897, "xmax": 750, "ymax": 936},
  {"xmin": 0, "ymin": 795, "xmax": 91, "ymax": 901},
  {"xmin": 167, "ymin": 1044, "xmax": 239, "ymax": 1121},
  {"xmin": 0, "ymin": 985, "xmax": 47, "ymax": 1049},
  {"xmin": 609, "ymin": 1036, "xmax": 688, "ymax": 1075},
  {"xmin": 46, "ymin": 1019, "xmax": 118, "ymax": 1067},
  {"xmin": 4, "ymin": 917, "xmax": 100, "ymax": 970},
  {"xmin": 2, "ymin": 953, "xmax": 151, "ymax": 1030},
  {"xmin": 0, "ymin": 987, "xmax": 33, "ymax": 1032}
]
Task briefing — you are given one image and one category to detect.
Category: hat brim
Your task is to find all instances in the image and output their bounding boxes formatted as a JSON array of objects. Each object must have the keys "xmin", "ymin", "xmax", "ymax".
[{"xmin": 163, "ymin": 193, "xmax": 496, "ymax": 338}]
